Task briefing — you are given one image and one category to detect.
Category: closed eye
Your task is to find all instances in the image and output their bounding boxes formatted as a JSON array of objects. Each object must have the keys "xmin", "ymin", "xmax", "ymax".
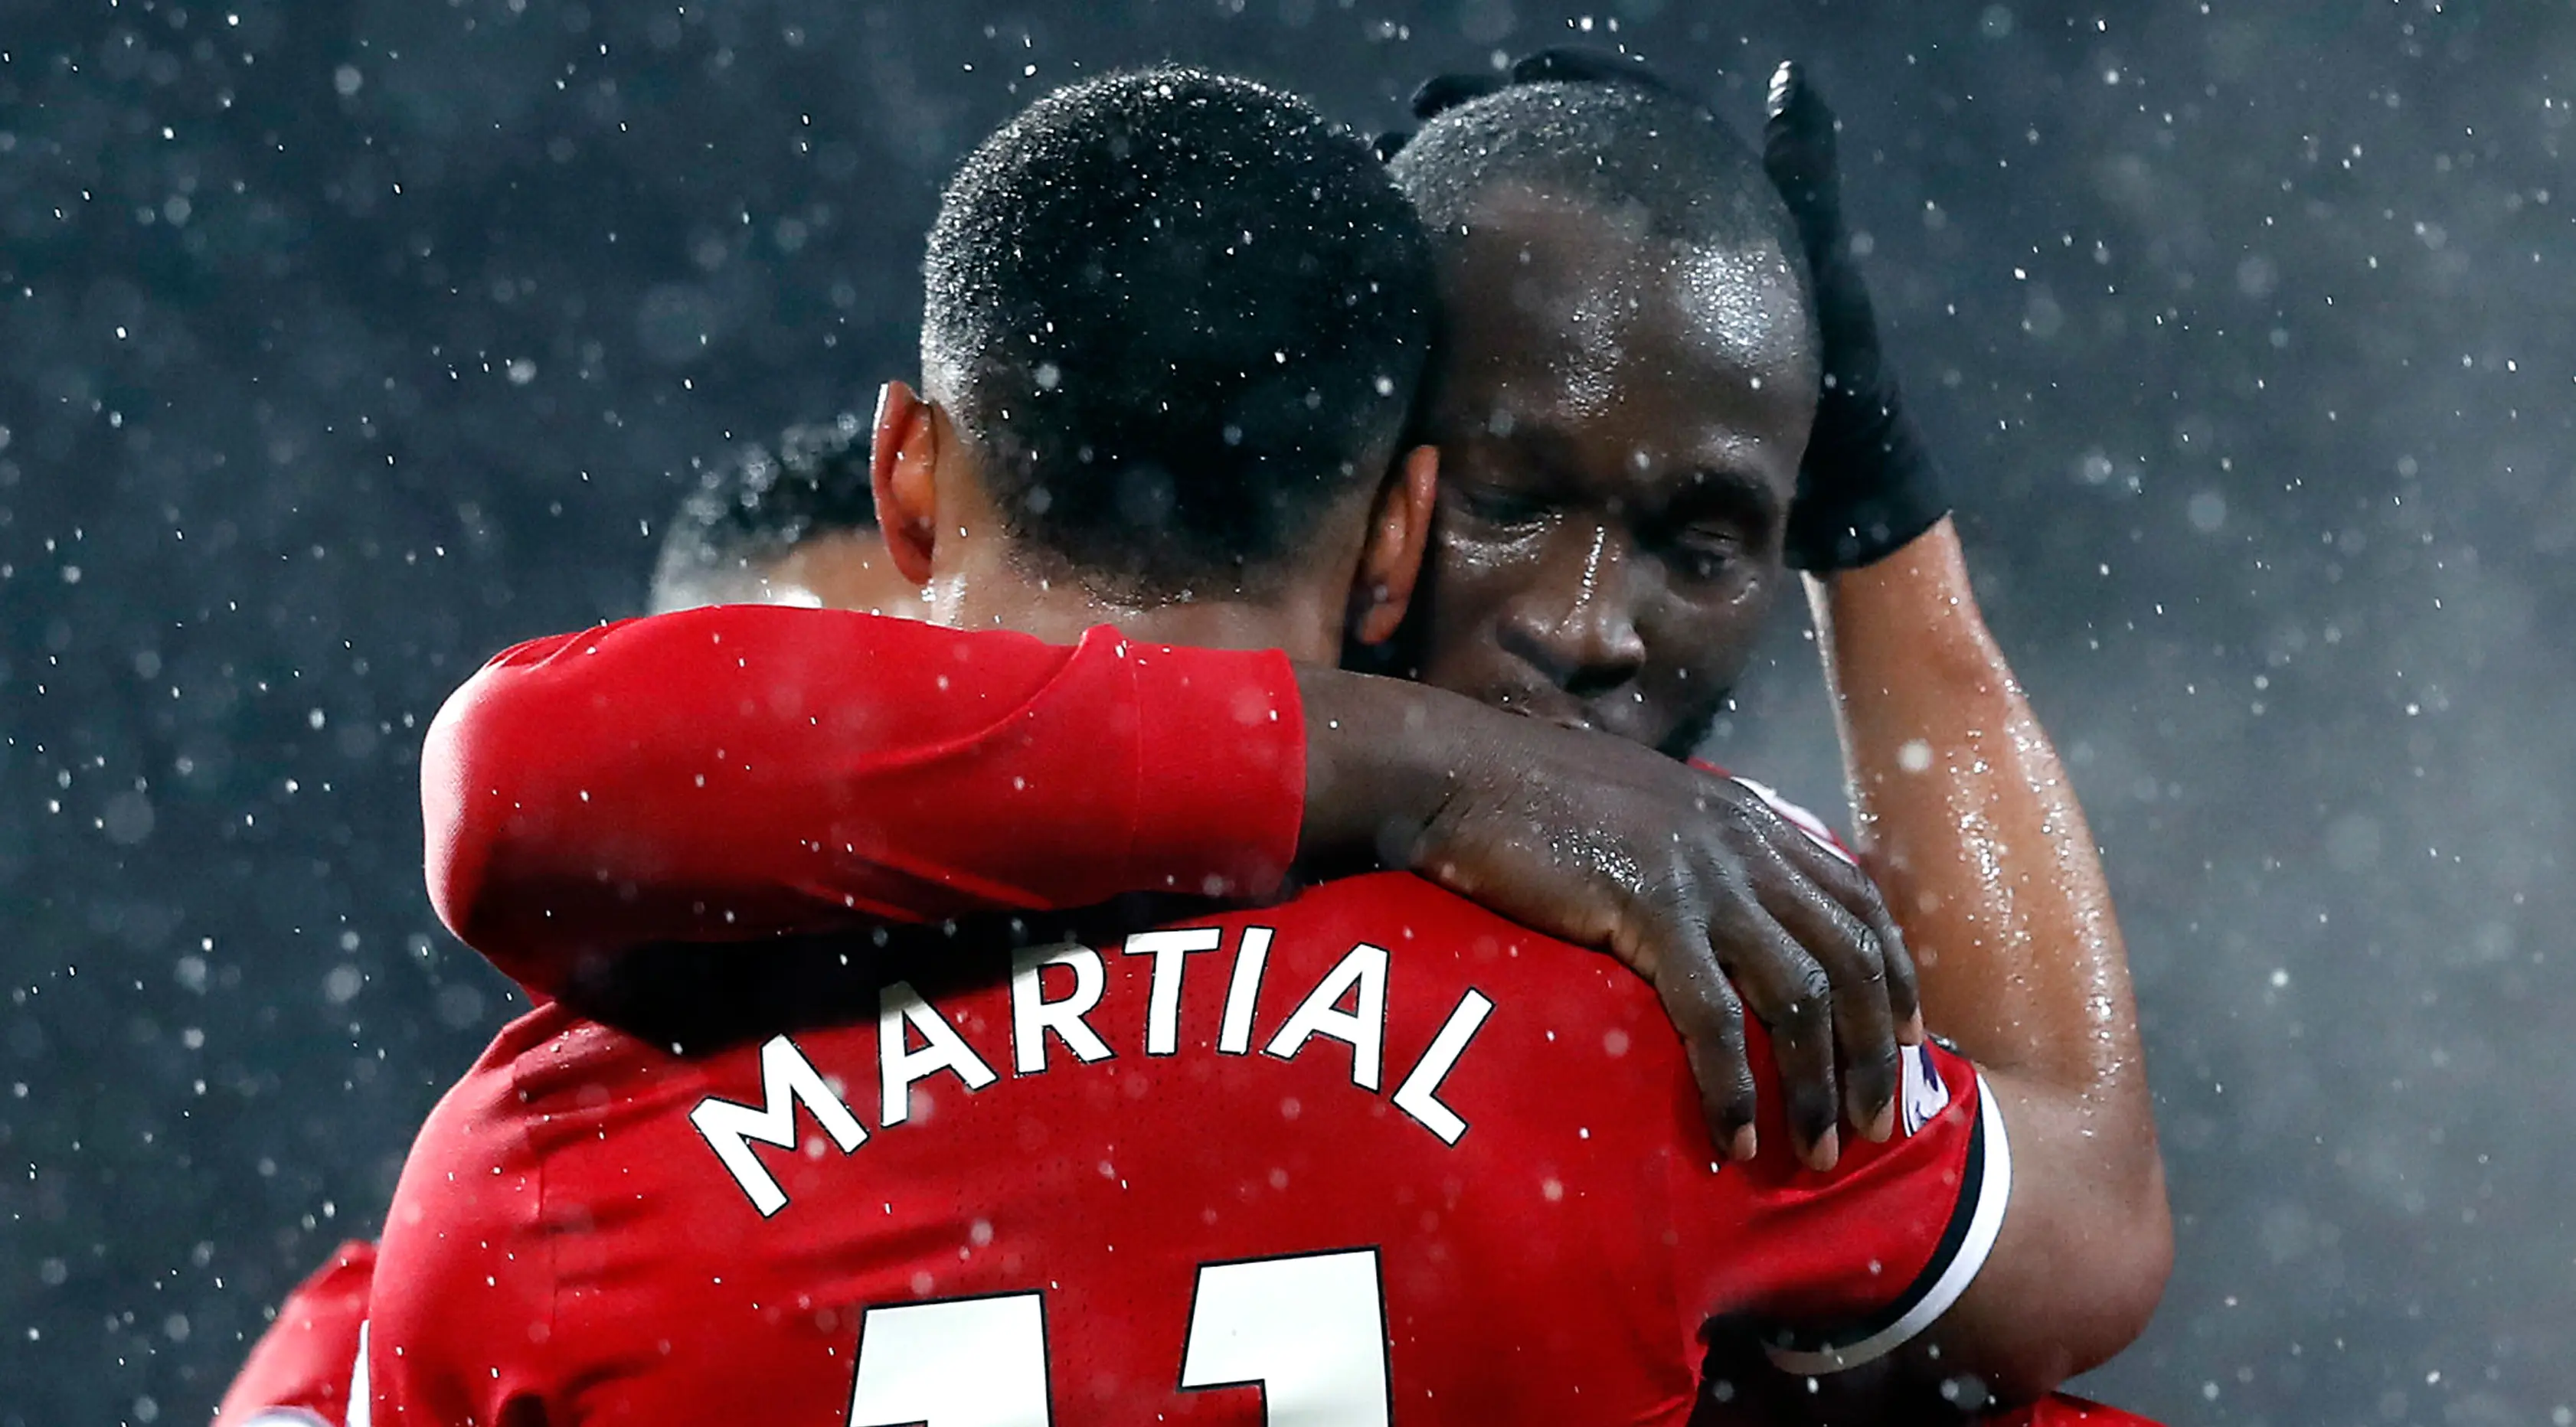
[
  {"xmin": 1664, "ymin": 524, "xmax": 1748, "ymax": 580},
  {"xmin": 1451, "ymin": 484, "xmax": 1554, "ymax": 531}
]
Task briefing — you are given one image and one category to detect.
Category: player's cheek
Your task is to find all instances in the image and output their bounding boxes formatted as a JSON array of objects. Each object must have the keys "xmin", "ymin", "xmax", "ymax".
[
  {"xmin": 1650, "ymin": 579, "xmax": 1765, "ymax": 670},
  {"xmin": 1420, "ymin": 550, "xmax": 1524, "ymax": 658}
]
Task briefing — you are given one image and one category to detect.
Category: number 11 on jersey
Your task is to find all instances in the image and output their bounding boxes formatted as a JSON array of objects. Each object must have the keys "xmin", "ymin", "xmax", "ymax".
[{"xmin": 846, "ymin": 1248, "xmax": 1391, "ymax": 1425}]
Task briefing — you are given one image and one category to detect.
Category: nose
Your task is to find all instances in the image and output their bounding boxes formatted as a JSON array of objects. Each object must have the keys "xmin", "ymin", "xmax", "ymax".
[{"xmin": 1496, "ymin": 521, "xmax": 1647, "ymax": 699}]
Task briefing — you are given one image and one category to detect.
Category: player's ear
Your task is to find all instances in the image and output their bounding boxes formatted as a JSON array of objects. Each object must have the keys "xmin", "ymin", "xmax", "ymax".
[
  {"xmin": 871, "ymin": 380, "xmax": 940, "ymax": 586},
  {"xmin": 1349, "ymin": 442, "xmax": 1440, "ymax": 648}
]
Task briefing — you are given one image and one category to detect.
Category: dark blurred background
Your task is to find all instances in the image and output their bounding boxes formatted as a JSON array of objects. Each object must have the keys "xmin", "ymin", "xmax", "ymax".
[{"xmin": 4, "ymin": 1, "xmax": 2570, "ymax": 1422}]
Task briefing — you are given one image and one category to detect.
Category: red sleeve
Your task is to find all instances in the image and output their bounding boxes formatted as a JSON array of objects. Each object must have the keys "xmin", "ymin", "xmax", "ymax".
[
  {"xmin": 1670, "ymin": 1036, "xmax": 2011, "ymax": 1373},
  {"xmin": 423, "ymin": 607, "xmax": 1306, "ymax": 994},
  {"xmin": 213, "ymin": 1239, "xmax": 374, "ymax": 1425}
]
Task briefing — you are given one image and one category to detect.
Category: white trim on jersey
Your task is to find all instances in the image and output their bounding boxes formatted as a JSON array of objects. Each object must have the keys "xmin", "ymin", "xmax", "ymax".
[
  {"xmin": 234, "ymin": 1414, "xmax": 332, "ymax": 1427},
  {"xmin": 346, "ymin": 1319, "xmax": 371, "ymax": 1427},
  {"xmin": 1763, "ymin": 1072, "xmax": 2015, "ymax": 1376}
]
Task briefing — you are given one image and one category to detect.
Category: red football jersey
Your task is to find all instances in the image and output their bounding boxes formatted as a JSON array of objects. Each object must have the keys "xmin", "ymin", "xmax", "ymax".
[
  {"xmin": 368, "ymin": 873, "xmax": 2007, "ymax": 1425},
  {"xmin": 214, "ymin": 1239, "xmax": 373, "ymax": 1426}
]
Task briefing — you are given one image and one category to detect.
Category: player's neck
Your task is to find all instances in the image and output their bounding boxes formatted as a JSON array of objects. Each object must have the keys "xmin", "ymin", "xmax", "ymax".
[
  {"xmin": 1101, "ymin": 591, "xmax": 1337, "ymax": 661},
  {"xmin": 933, "ymin": 546, "xmax": 1341, "ymax": 661}
]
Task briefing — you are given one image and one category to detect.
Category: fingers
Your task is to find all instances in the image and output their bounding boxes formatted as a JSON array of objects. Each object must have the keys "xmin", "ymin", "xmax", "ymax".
[
  {"xmin": 1632, "ymin": 902, "xmax": 1761, "ymax": 1164},
  {"xmin": 1708, "ymin": 900, "xmax": 1843, "ymax": 1171},
  {"xmin": 1767, "ymin": 59, "xmax": 1798, "ymax": 116},
  {"xmin": 1407, "ymin": 787, "xmax": 1764, "ymax": 1161},
  {"xmin": 1852, "ymin": 883, "xmax": 1924, "ymax": 1047},
  {"xmin": 1761, "ymin": 60, "xmax": 1842, "ymax": 230},
  {"xmin": 1750, "ymin": 858, "xmax": 1901, "ymax": 1146},
  {"xmin": 1721, "ymin": 802, "xmax": 1921, "ymax": 1145},
  {"xmin": 1770, "ymin": 828, "xmax": 1925, "ymax": 1048}
]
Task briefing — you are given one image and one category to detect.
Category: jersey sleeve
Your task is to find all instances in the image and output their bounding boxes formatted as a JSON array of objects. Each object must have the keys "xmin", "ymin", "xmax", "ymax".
[
  {"xmin": 1666, "ymin": 1035, "xmax": 2012, "ymax": 1374},
  {"xmin": 212, "ymin": 1239, "xmax": 374, "ymax": 1426},
  {"xmin": 423, "ymin": 607, "xmax": 1306, "ymax": 994}
]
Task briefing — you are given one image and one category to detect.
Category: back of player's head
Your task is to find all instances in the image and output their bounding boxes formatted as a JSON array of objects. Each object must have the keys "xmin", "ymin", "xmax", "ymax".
[
  {"xmin": 920, "ymin": 66, "xmax": 1436, "ymax": 600},
  {"xmin": 650, "ymin": 416, "xmax": 874, "ymax": 612},
  {"xmin": 1388, "ymin": 66, "xmax": 1811, "ymax": 339}
]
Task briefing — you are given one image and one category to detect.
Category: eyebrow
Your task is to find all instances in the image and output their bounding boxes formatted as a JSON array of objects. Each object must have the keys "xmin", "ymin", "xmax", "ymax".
[
  {"xmin": 1662, "ymin": 464, "xmax": 1783, "ymax": 531},
  {"xmin": 1465, "ymin": 421, "xmax": 1785, "ymax": 529}
]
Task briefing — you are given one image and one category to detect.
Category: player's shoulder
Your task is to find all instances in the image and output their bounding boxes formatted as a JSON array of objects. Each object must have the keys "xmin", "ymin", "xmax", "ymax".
[
  {"xmin": 378, "ymin": 1016, "xmax": 574, "ymax": 1318},
  {"xmin": 1253, "ymin": 871, "xmax": 1639, "ymax": 1004},
  {"xmin": 1263, "ymin": 870, "xmax": 1563, "ymax": 951},
  {"xmin": 293, "ymin": 1239, "xmax": 377, "ymax": 1302},
  {"xmin": 403, "ymin": 1001, "xmax": 595, "ymax": 1165},
  {"xmin": 459, "ymin": 999, "xmax": 586, "ymax": 1082}
]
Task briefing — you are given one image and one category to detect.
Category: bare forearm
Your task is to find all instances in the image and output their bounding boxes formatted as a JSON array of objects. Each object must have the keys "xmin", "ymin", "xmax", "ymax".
[
  {"xmin": 1810, "ymin": 518, "xmax": 2167, "ymax": 1402},
  {"xmin": 1293, "ymin": 667, "xmax": 1460, "ymax": 867},
  {"xmin": 1808, "ymin": 519, "xmax": 2139, "ymax": 1104},
  {"xmin": 1762, "ymin": 63, "xmax": 2159, "ymax": 1403}
]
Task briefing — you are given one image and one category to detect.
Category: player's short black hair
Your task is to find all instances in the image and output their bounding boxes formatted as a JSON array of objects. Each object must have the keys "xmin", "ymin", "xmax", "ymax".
[
  {"xmin": 1388, "ymin": 71, "xmax": 1809, "ymax": 320},
  {"xmin": 650, "ymin": 415, "xmax": 873, "ymax": 611},
  {"xmin": 921, "ymin": 66, "xmax": 1436, "ymax": 600}
]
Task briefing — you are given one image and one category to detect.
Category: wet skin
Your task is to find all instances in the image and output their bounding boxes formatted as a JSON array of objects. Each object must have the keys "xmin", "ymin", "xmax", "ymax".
[
  {"xmin": 1402, "ymin": 185, "xmax": 1819, "ymax": 757},
  {"xmin": 795, "ymin": 187, "xmax": 1900, "ymax": 1161}
]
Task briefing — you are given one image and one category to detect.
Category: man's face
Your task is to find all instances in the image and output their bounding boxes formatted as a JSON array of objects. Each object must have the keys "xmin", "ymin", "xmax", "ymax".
[{"xmin": 1405, "ymin": 188, "xmax": 1817, "ymax": 756}]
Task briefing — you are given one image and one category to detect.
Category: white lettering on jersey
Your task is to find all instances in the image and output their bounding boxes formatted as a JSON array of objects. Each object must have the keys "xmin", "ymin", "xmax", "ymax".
[
  {"xmin": 1262, "ymin": 942, "xmax": 1389, "ymax": 1091},
  {"xmin": 1216, "ymin": 926, "xmax": 1273, "ymax": 1056},
  {"xmin": 1122, "ymin": 927, "xmax": 1223, "ymax": 1056},
  {"xmin": 1009, "ymin": 944, "xmax": 1113, "ymax": 1075},
  {"xmin": 848, "ymin": 1294, "xmax": 1050, "ymax": 1426},
  {"xmin": 1179, "ymin": 1250, "xmax": 1389, "ymax": 1416},
  {"xmin": 690, "ymin": 1034, "xmax": 869, "ymax": 1217},
  {"xmin": 1390, "ymin": 989, "xmax": 1495, "ymax": 1146},
  {"xmin": 880, "ymin": 980, "xmax": 999, "ymax": 1127},
  {"xmin": 695, "ymin": 930, "xmax": 1509, "ymax": 1219}
]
